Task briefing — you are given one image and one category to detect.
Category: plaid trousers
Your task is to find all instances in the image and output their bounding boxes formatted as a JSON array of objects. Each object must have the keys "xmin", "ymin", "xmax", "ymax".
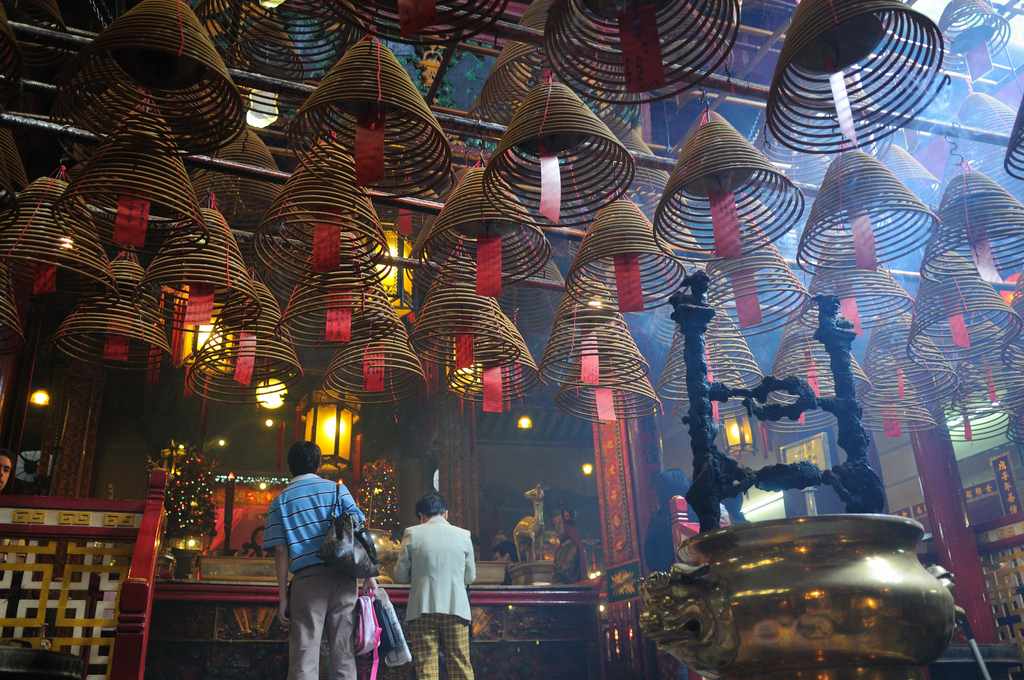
[{"xmin": 408, "ymin": 613, "xmax": 473, "ymax": 680}]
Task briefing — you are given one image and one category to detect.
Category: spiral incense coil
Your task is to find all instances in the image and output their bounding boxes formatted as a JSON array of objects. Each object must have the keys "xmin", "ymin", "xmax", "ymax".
[
  {"xmin": 482, "ymin": 80, "xmax": 635, "ymax": 229},
  {"xmin": 861, "ymin": 378, "xmax": 937, "ymax": 434},
  {"xmin": 0, "ymin": 264, "xmax": 22, "ymax": 355},
  {"xmin": 880, "ymin": 144, "xmax": 941, "ymax": 207},
  {"xmin": 766, "ymin": 0, "xmax": 945, "ymax": 154},
  {"xmin": 289, "ymin": 40, "xmax": 452, "ymax": 198},
  {"xmin": 0, "ymin": 5, "xmax": 20, "ymax": 105},
  {"xmin": 0, "ymin": 127, "xmax": 27, "ymax": 192},
  {"xmin": 1007, "ymin": 96, "xmax": 1024, "ymax": 181},
  {"xmin": 321, "ymin": 315, "xmax": 425, "ymax": 405},
  {"xmin": 864, "ymin": 313, "xmax": 958, "ymax": 406},
  {"xmin": 956, "ymin": 93, "xmax": 1023, "ymax": 194},
  {"xmin": 52, "ymin": 255, "xmax": 172, "ymax": 371},
  {"xmin": 187, "ymin": 278, "xmax": 303, "ymax": 404},
  {"xmin": 933, "ymin": 351, "xmax": 1024, "ymax": 443},
  {"xmin": 939, "ymin": 0, "xmax": 1009, "ymax": 57},
  {"xmin": 566, "ymin": 200, "xmax": 685, "ymax": 311},
  {"xmin": 3, "ymin": 0, "xmax": 66, "ymax": 68},
  {"xmin": 620, "ymin": 129, "xmax": 670, "ymax": 217},
  {"xmin": 282, "ymin": 277, "xmax": 398, "ymax": 348},
  {"xmin": 797, "ymin": 151, "xmax": 938, "ymax": 272},
  {"xmin": 544, "ymin": 0, "xmax": 738, "ymax": 104},
  {"xmin": 755, "ymin": 124, "xmax": 832, "ymax": 190},
  {"xmin": 0, "ymin": 177, "xmax": 115, "ymax": 303},
  {"xmin": 54, "ymin": 0, "xmax": 244, "ymax": 154},
  {"xmin": 908, "ymin": 249, "xmax": 1022, "ymax": 366},
  {"xmin": 417, "ymin": 168, "xmax": 550, "ymax": 286},
  {"xmin": 498, "ymin": 259, "xmax": 564, "ymax": 333},
  {"xmin": 555, "ymin": 373, "xmax": 659, "ymax": 423},
  {"xmin": 922, "ymin": 170, "xmax": 1024, "ymax": 282},
  {"xmin": 326, "ymin": 0, "xmax": 509, "ymax": 45},
  {"xmin": 411, "ymin": 257, "xmax": 523, "ymax": 368},
  {"xmin": 190, "ymin": 129, "xmax": 281, "ymax": 231},
  {"xmin": 446, "ymin": 314, "xmax": 541, "ymax": 403},
  {"xmin": 707, "ymin": 229, "xmax": 810, "ymax": 335},
  {"xmin": 655, "ymin": 119, "xmax": 804, "ymax": 259}
]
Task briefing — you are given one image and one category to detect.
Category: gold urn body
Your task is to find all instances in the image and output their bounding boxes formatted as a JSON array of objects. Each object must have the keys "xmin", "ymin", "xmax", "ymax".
[
  {"xmin": 641, "ymin": 515, "xmax": 956, "ymax": 680},
  {"xmin": 367, "ymin": 527, "xmax": 400, "ymax": 583}
]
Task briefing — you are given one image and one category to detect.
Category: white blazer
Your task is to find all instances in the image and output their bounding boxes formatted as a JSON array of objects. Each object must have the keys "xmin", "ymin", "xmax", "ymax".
[{"xmin": 393, "ymin": 516, "xmax": 476, "ymax": 622}]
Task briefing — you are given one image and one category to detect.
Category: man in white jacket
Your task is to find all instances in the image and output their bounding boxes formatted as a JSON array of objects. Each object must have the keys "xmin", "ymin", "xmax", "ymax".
[{"xmin": 394, "ymin": 492, "xmax": 476, "ymax": 680}]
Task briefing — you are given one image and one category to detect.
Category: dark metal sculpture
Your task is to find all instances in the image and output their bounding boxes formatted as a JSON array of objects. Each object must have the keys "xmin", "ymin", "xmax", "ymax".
[{"xmin": 670, "ymin": 271, "xmax": 884, "ymax": 531}]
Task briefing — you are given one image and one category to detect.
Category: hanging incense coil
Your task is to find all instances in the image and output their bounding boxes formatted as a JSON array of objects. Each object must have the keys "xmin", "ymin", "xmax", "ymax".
[
  {"xmin": 52, "ymin": 255, "xmax": 172, "ymax": 371},
  {"xmin": 482, "ymin": 80, "xmax": 634, "ymax": 228},
  {"xmin": 860, "ymin": 374, "xmax": 937, "ymax": 434},
  {"xmin": 864, "ymin": 312, "xmax": 958, "ymax": 407},
  {"xmin": 880, "ymin": 144, "xmax": 941, "ymax": 207},
  {"xmin": 2, "ymin": 0, "xmax": 65, "ymax": 68},
  {"xmin": 939, "ymin": 0, "xmax": 1009, "ymax": 57},
  {"xmin": 933, "ymin": 350, "xmax": 1024, "ymax": 443},
  {"xmin": 289, "ymin": 40, "xmax": 453, "ymax": 197},
  {"xmin": 190, "ymin": 129, "xmax": 281, "ymax": 231},
  {"xmin": 707, "ymin": 228, "xmax": 810, "ymax": 335},
  {"xmin": 766, "ymin": 0, "xmax": 945, "ymax": 154},
  {"xmin": 655, "ymin": 118, "xmax": 804, "ymax": 259},
  {"xmin": 756, "ymin": 124, "xmax": 832, "ymax": 190},
  {"xmin": 0, "ymin": 176, "xmax": 115, "ymax": 303},
  {"xmin": 797, "ymin": 151, "xmax": 938, "ymax": 272},
  {"xmin": 53, "ymin": 123, "xmax": 208, "ymax": 255},
  {"xmin": 0, "ymin": 5, "xmax": 20, "ymax": 104},
  {"xmin": 566, "ymin": 200, "xmax": 685, "ymax": 311},
  {"xmin": 416, "ymin": 168, "xmax": 551, "ymax": 286},
  {"xmin": 54, "ymin": 0, "xmax": 244, "ymax": 153},
  {"xmin": 327, "ymin": 0, "xmax": 509, "ymax": 45},
  {"xmin": 555, "ymin": 373, "xmax": 659, "ymax": 423},
  {"xmin": 1007, "ymin": 96, "xmax": 1024, "ymax": 181},
  {"xmin": 956, "ymin": 93, "xmax": 1024, "ymax": 195},
  {"xmin": 187, "ymin": 278, "xmax": 303, "ymax": 404},
  {"xmin": 620, "ymin": 129, "xmax": 670, "ymax": 217},
  {"xmin": 544, "ymin": 0, "xmax": 739, "ymax": 104},
  {"xmin": 908, "ymin": 249, "xmax": 1022, "ymax": 366},
  {"xmin": 282, "ymin": 277, "xmax": 398, "ymax": 348},
  {"xmin": 446, "ymin": 314, "xmax": 542, "ymax": 403},
  {"xmin": 922, "ymin": 170, "xmax": 1024, "ymax": 283},
  {"xmin": 0, "ymin": 127, "xmax": 27, "ymax": 192},
  {"xmin": 0, "ymin": 263, "xmax": 22, "ymax": 355},
  {"xmin": 498, "ymin": 259, "xmax": 564, "ymax": 333}
]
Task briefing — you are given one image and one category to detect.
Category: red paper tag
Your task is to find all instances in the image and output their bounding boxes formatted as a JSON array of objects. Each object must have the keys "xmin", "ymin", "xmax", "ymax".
[
  {"xmin": 851, "ymin": 212, "xmax": 877, "ymax": 271},
  {"xmin": 807, "ymin": 366, "xmax": 820, "ymax": 397},
  {"xmin": 539, "ymin": 153, "xmax": 561, "ymax": 223},
  {"xmin": 147, "ymin": 344, "xmax": 162, "ymax": 385},
  {"xmin": 363, "ymin": 344, "xmax": 385, "ymax": 391},
  {"xmin": 949, "ymin": 313, "xmax": 970, "ymax": 348},
  {"xmin": 963, "ymin": 414, "xmax": 972, "ymax": 441},
  {"xmin": 398, "ymin": 208, "xmax": 413, "ymax": 236},
  {"xmin": 233, "ymin": 331, "xmax": 256, "ymax": 386},
  {"xmin": 986, "ymin": 368, "xmax": 998, "ymax": 403},
  {"xmin": 397, "ymin": 0, "xmax": 438, "ymax": 36},
  {"xmin": 731, "ymin": 269, "xmax": 762, "ymax": 329},
  {"xmin": 33, "ymin": 261, "xmax": 56, "ymax": 295},
  {"xmin": 581, "ymin": 332, "xmax": 599, "ymax": 384},
  {"xmin": 708, "ymin": 189, "xmax": 741, "ymax": 259},
  {"xmin": 897, "ymin": 369, "xmax": 904, "ymax": 399},
  {"xmin": 595, "ymin": 387, "xmax": 616, "ymax": 422},
  {"xmin": 614, "ymin": 252, "xmax": 644, "ymax": 312},
  {"xmin": 183, "ymin": 282, "xmax": 215, "ymax": 327},
  {"xmin": 355, "ymin": 107, "xmax": 386, "ymax": 187},
  {"xmin": 113, "ymin": 193, "xmax": 151, "ymax": 248},
  {"xmin": 104, "ymin": 333, "xmax": 129, "ymax": 361},
  {"xmin": 326, "ymin": 290, "xmax": 352, "ymax": 343},
  {"xmin": 617, "ymin": 3, "xmax": 666, "ymax": 93},
  {"xmin": 483, "ymin": 365, "xmax": 503, "ymax": 413},
  {"xmin": 798, "ymin": 412, "xmax": 805, "ymax": 426},
  {"xmin": 313, "ymin": 222, "xmax": 341, "ymax": 272},
  {"xmin": 711, "ymin": 398, "xmax": 719, "ymax": 424},
  {"xmin": 455, "ymin": 332, "xmax": 474, "ymax": 370},
  {"xmin": 839, "ymin": 297, "xmax": 862, "ymax": 336},
  {"xmin": 476, "ymin": 234, "xmax": 502, "ymax": 298},
  {"xmin": 966, "ymin": 42, "xmax": 993, "ymax": 83},
  {"xmin": 829, "ymin": 70, "xmax": 857, "ymax": 145},
  {"xmin": 883, "ymin": 411, "xmax": 901, "ymax": 438}
]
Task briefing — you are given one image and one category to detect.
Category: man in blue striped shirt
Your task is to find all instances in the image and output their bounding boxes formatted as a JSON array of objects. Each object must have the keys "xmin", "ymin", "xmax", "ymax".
[{"xmin": 263, "ymin": 441, "xmax": 374, "ymax": 680}]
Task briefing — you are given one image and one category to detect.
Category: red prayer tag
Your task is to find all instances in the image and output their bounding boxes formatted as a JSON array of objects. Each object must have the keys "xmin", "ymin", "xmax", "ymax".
[
  {"xmin": 355, "ymin": 107, "xmax": 386, "ymax": 187},
  {"xmin": 476, "ymin": 234, "xmax": 502, "ymax": 298},
  {"xmin": 326, "ymin": 308, "xmax": 352, "ymax": 342},
  {"xmin": 897, "ymin": 369, "xmax": 905, "ymax": 399},
  {"xmin": 851, "ymin": 212, "xmax": 877, "ymax": 271},
  {"xmin": 483, "ymin": 365, "xmax": 503, "ymax": 413},
  {"xmin": 398, "ymin": 208, "xmax": 413, "ymax": 236},
  {"xmin": 233, "ymin": 331, "xmax": 256, "ymax": 386},
  {"xmin": 987, "ymin": 368, "xmax": 998, "ymax": 403},
  {"xmin": 455, "ymin": 332, "xmax": 474, "ymax": 370},
  {"xmin": 839, "ymin": 297, "xmax": 862, "ymax": 336},
  {"xmin": 183, "ymin": 282, "xmax": 215, "ymax": 327},
  {"xmin": 963, "ymin": 414, "xmax": 973, "ymax": 441},
  {"xmin": 595, "ymin": 387, "xmax": 616, "ymax": 422},
  {"xmin": 711, "ymin": 398, "xmax": 719, "ymax": 424},
  {"xmin": 539, "ymin": 153, "xmax": 561, "ymax": 223},
  {"xmin": 104, "ymin": 333, "xmax": 129, "ymax": 361},
  {"xmin": 617, "ymin": 3, "xmax": 666, "ymax": 93},
  {"xmin": 147, "ymin": 344, "xmax": 161, "ymax": 385},
  {"xmin": 798, "ymin": 412, "xmax": 805, "ymax": 426},
  {"xmin": 363, "ymin": 344, "xmax": 385, "ymax": 391},
  {"xmin": 581, "ymin": 332, "xmax": 599, "ymax": 385},
  {"xmin": 883, "ymin": 412, "xmax": 902, "ymax": 438},
  {"xmin": 949, "ymin": 313, "xmax": 970, "ymax": 348},
  {"xmin": 708, "ymin": 189, "xmax": 741, "ymax": 259},
  {"xmin": 614, "ymin": 252, "xmax": 644, "ymax": 312},
  {"xmin": 807, "ymin": 366, "xmax": 820, "ymax": 397},
  {"xmin": 397, "ymin": 0, "xmax": 438, "ymax": 36},
  {"xmin": 313, "ymin": 222, "xmax": 341, "ymax": 272},
  {"xmin": 113, "ymin": 193, "xmax": 151, "ymax": 248},
  {"xmin": 33, "ymin": 261, "xmax": 56, "ymax": 295},
  {"xmin": 966, "ymin": 42, "xmax": 993, "ymax": 83},
  {"xmin": 731, "ymin": 269, "xmax": 762, "ymax": 329}
]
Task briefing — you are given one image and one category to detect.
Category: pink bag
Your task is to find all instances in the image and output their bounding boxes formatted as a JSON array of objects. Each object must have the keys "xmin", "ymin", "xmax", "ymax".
[{"xmin": 353, "ymin": 594, "xmax": 381, "ymax": 680}]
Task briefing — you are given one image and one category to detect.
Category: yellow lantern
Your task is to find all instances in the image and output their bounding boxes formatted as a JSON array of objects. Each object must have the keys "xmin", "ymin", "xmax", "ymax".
[{"xmin": 300, "ymin": 391, "xmax": 357, "ymax": 465}]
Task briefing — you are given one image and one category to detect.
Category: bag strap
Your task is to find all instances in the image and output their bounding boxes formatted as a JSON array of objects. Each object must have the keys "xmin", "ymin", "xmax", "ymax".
[
  {"xmin": 368, "ymin": 602, "xmax": 381, "ymax": 680},
  {"xmin": 331, "ymin": 482, "xmax": 342, "ymax": 518}
]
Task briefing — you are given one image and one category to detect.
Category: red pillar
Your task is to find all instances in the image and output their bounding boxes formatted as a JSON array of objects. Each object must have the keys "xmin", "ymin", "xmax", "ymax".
[
  {"xmin": 626, "ymin": 416, "xmax": 664, "ymax": 576},
  {"xmin": 910, "ymin": 427, "xmax": 998, "ymax": 643}
]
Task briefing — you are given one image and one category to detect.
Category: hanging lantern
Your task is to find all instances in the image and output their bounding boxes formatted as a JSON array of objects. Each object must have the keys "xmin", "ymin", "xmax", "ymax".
[
  {"xmin": 299, "ymin": 391, "xmax": 356, "ymax": 470},
  {"xmin": 327, "ymin": 0, "xmax": 508, "ymax": 45},
  {"xmin": 766, "ymin": 0, "xmax": 945, "ymax": 154},
  {"xmin": 190, "ymin": 129, "xmax": 282, "ymax": 230}
]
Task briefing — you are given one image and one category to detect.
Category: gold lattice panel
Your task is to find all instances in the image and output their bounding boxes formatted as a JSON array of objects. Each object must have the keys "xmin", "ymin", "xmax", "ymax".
[
  {"xmin": 983, "ymin": 546, "xmax": 1024, "ymax": 678},
  {"xmin": 0, "ymin": 538, "xmax": 134, "ymax": 680}
]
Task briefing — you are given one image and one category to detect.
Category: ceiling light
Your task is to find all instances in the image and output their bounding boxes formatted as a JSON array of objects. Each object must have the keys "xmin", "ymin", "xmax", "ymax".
[
  {"xmin": 257, "ymin": 379, "xmax": 286, "ymax": 409},
  {"xmin": 30, "ymin": 390, "xmax": 49, "ymax": 406},
  {"xmin": 265, "ymin": 419, "xmax": 274, "ymax": 427},
  {"xmin": 518, "ymin": 416, "xmax": 532, "ymax": 429},
  {"xmin": 582, "ymin": 463, "xmax": 594, "ymax": 475},
  {"xmin": 246, "ymin": 90, "xmax": 279, "ymax": 128},
  {"xmin": 218, "ymin": 439, "xmax": 226, "ymax": 446}
]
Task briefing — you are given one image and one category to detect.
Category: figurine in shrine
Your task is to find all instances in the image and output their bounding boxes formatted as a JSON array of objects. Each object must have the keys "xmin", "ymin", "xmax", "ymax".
[
  {"xmin": 513, "ymin": 484, "xmax": 547, "ymax": 562},
  {"xmin": 552, "ymin": 502, "xmax": 586, "ymax": 585}
]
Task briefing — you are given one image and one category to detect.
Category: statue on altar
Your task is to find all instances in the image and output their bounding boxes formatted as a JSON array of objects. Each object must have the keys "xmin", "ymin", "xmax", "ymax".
[{"xmin": 552, "ymin": 502, "xmax": 587, "ymax": 585}]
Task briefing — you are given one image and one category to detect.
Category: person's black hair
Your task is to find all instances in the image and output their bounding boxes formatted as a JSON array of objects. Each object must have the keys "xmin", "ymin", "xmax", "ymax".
[
  {"xmin": 493, "ymin": 540, "xmax": 518, "ymax": 562},
  {"xmin": 288, "ymin": 441, "xmax": 322, "ymax": 477},
  {"xmin": 415, "ymin": 491, "xmax": 447, "ymax": 518},
  {"xmin": 655, "ymin": 468, "xmax": 692, "ymax": 507},
  {"xmin": 0, "ymin": 448, "xmax": 13, "ymax": 465}
]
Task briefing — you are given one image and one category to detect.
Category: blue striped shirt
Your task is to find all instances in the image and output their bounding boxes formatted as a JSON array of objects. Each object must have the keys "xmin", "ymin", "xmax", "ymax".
[{"xmin": 262, "ymin": 474, "xmax": 365, "ymax": 573}]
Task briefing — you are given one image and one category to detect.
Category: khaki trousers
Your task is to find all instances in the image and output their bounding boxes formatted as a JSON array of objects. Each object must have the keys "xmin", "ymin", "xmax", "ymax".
[
  {"xmin": 287, "ymin": 563, "xmax": 358, "ymax": 680},
  {"xmin": 409, "ymin": 613, "xmax": 474, "ymax": 680}
]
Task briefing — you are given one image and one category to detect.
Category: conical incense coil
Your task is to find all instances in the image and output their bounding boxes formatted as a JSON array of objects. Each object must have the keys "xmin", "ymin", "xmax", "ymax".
[
  {"xmin": 54, "ymin": 0, "xmax": 244, "ymax": 153},
  {"xmin": 446, "ymin": 314, "xmax": 541, "ymax": 403},
  {"xmin": 707, "ymin": 229, "xmax": 810, "ymax": 335},
  {"xmin": 620, "ymin": 128, "xmax": 670, "ymax": 217},
  {"xmin": 540, "ymin": 291, "xmax": 649, "ymax": 385},
  {"xmin": 482, "ymin": 80, "xmax": 634, "ymax": 229},
  {"xmin": 798, "ymin": 151, "xmax": 937, "ymax": 273},
  {"xmin": 417, "ymin": 168, "xmax": 551, "ymax": 288},
  {"xmin": 411, "ymin": 257, "xmax": 523, "ymax": 368},
  {"xmin": 1007, "ymin": 95, "xmax": 1024, "ymax": 181},
  {"xmin": 53, "ymin": 122, "xmax": 208, "ymax": 254},
  {"xmin": 52, "ymin": 255, "xmax": 172, "ymax": 371},
  {"xmin": 544, "ymin": 0, "xmax": 739, "ymax": 104},
  {"xmin": 655, "ymin": 118, "xmax": 804, "ymax": 260},
  {"xmin": 282, "ymin": 277, "xmax": 398, "ymax": 348},
  {"xmin": 923, "ymin": 170, "xmax": 1024, "ymax": 283},
  {"xmin": 861, "ymin": 377, "xmax": 937, "ymax": 434},
  {"xmin": 0, "ymin": 127, "xmax": 27, "ymax": 192},
  {"xmin": 939, "ymin": 0, "xmax": 1009, "ymax": 57},
  {"xmin": 864, "ymin": 313, "xmax": 958, "ymax": 405},
  {"xmin": 766, "ymin": 0, "xmax": 944, "ymax": 154},
  {"xmin": 6, "ymin": 0, "xmax": 69, "ymax": 68},
  {"xmin": 880, "ymin": 144, "xmax": 941, "ymax": 207},
  {"xmin": 326, "ymin": 0, "xmax": 508, "ymax": 45},
  {"xmin": 566, "ymin": 200, "xmax": 685, "ymax": 312},
  {"xmin": 498, "ymin": 259, "xmax": 564, "ymax": 333},
  {"xmin": 0, "ymin": 263, "xmax": 23, "ymax": 355},
  {"xmin": 555, "ymin": 372, "xmax": 659, "ymax": 423},
  {"xmin": 190, "ymin": 129, "xmax": 281, "ymax": 231},
  {"xmin": 289, "ymin": 40, "xmax": 453, "ymax": 198},
  {"xmin": 0, "ymin": 176, "xmax": 115, "ymax": 303},
  {"xmin": 756, "ymin": 124, "xmax": 832, "ymax": 190},
  {"xmin": 187, "ymin": 278, "xmax": 303, "ymax": 404},
  {"xmin": 933, "ymin": 350, "xmax": 1024, "ymax": 443},
  {"xmin": 321, "ymin": 313, "xmax": 425, "ymax": 405},
  {"xmin": 908, "ymin": 249, "xmax": 1022, "ymax": 366},
  {"xmin": 956, "ymin": 94, "xmax": 1023, "ymax": 194},
  {"xmin": 0, "ymin": 5, "xmax": 20, "ymax": 105},
  {"xmin": 138, "ymin": 208, "xmax": 261, "ymax": 332}
]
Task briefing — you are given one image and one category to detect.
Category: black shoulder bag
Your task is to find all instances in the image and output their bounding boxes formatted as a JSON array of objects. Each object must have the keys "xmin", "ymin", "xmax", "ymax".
[{"xmin": 316, "ymin": 484, "xmax": 380, "ymax": 579}]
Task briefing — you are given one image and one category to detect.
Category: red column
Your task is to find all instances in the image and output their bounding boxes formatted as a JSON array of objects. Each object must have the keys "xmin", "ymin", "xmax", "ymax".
[
  {"xmin": 910, "ymin": 427, "xmax": 998, "ymax": 643},
  {"xmin": 626, "ymin": 416, "xmax": 664, "ymax": 576}
]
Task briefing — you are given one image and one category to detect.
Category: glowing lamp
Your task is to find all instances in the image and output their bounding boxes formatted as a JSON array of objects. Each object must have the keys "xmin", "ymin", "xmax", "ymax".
[
  {"xmin": 30, "ymin": 390, "xmax": 49, "ymax": 406},
  {"xmin": 257, "ymin": 378, "xmax": 287, "ymax": 409},
  {"xmin": 246, "ymin": 90, "xmax": 279, "ymax": 129},
  {"xmin": 582, "ymin": 463, "xmax": 594, "ymax": 475},
  {"xmin": 518, "ymin": 416, "xmax": 532, "ymax": 429}
]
